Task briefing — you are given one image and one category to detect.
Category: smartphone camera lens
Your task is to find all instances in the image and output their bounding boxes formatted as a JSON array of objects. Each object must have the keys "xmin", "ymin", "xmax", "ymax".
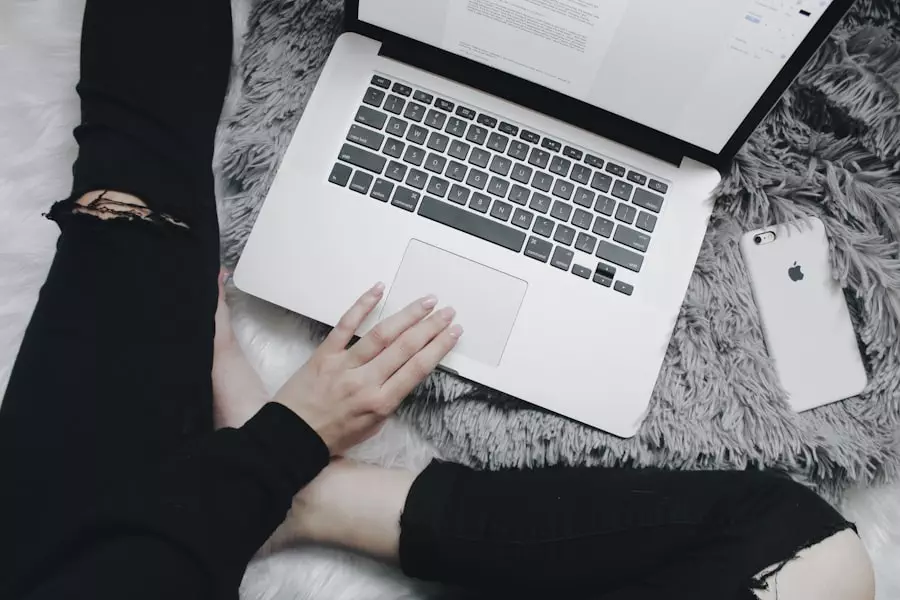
[{"xmin": 754, "ymin": 235, "xmax": 762, "ymax": 245}]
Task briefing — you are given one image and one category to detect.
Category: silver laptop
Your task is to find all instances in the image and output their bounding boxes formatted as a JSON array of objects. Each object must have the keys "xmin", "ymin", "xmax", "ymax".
[{"xmin": 235, "ymin": 0, "xmax": 852, "ymax": 437}]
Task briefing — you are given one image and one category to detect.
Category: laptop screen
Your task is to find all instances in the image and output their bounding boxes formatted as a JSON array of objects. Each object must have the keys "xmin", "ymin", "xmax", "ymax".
[{"xmin": 358, "ymin": 0, "xmax": 836, "ymax": 154}]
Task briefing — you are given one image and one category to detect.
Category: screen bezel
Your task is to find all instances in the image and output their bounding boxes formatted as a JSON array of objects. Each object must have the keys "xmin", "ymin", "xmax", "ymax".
[{"xmin": 346, "ymin": 0, "xmax": 854, "ymax": 171}]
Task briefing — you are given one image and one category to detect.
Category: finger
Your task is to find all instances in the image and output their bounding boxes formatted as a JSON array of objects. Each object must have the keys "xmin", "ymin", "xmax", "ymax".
[
  {"xmin": 364, "ymin": 306, "xmax": 456, "ymax": 382},
  {"xmin": 381, "ymin": 323, "xmax": 463, "ymax": 401},
  {"xmin": 346, "ymin": 294, "xmax": 439, "ymax": 367},
  {"xmin": 320, "ymin": 282, "xmax": 386, "ymax": 354}
]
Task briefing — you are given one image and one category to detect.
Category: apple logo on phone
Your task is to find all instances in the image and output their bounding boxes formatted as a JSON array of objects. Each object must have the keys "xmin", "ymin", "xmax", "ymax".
[{"xmin": 788, "ymin": 262, "xmax": 804, "ymax": 282}]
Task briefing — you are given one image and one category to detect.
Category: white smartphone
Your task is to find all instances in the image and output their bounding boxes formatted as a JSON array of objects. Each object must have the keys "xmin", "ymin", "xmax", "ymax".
[{"xmin": 740, "ymin": 217, "xmax": 867, "ymax": 411}]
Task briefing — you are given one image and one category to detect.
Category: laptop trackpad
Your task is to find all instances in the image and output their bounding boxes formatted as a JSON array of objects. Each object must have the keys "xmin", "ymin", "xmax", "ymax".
[{"xmin": 382, "ymin": 240, "xmax": 527, "ymax": 367}]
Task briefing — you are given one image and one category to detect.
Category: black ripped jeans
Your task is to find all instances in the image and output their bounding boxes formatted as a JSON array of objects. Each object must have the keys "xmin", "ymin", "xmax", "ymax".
[{"xmin": 0, "ymin": 0, "xmax": 852, "ymax": 599}]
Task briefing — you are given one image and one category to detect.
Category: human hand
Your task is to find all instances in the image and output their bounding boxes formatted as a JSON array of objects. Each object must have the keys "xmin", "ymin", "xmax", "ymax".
[{"xmin": 272, "ymin": 283, "xmax": 462, "ymax": 454}]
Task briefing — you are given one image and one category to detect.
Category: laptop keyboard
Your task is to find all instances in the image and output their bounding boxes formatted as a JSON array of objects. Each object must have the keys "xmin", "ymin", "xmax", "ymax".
[{"xmin": 327, "ymin": 74, "xmax": 670, "ymax": 297}]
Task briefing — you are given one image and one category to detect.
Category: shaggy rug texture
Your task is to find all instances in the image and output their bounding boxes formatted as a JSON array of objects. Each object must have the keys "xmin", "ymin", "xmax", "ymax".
[{"xmin": 1, "ymin": 0, "xmax": 899, "ymax": 598}]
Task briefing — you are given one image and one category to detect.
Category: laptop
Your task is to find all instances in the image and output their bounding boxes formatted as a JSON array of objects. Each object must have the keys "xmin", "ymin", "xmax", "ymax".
[{"xmin": 235, "ymin": 0, "xmax": 853, "ymax": 437}]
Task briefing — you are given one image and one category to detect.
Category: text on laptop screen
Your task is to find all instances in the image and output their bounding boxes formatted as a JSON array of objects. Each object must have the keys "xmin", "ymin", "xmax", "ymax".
[{"xmin": 359, "ymin": 0, "xmax": 835, "ymax": 153}]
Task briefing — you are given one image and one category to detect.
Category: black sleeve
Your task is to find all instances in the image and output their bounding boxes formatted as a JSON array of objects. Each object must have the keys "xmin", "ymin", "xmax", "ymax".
[{"xmin": 17, "ymin": 403, "xmax": 330, "ymax": 600}]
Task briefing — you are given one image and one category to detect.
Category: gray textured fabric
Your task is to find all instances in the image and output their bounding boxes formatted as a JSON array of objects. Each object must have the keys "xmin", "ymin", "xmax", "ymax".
[{"xmin": 218, "ymin": 0, "xmax": 900, "ymax": 502}]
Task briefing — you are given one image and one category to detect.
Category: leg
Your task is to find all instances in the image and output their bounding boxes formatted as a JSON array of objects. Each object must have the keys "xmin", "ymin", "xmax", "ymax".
[{"xmin": 0, "ymin": 0, "xmax": 231, "ymax": 593}]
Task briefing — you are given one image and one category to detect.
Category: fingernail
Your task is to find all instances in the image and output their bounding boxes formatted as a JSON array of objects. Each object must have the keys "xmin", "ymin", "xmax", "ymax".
[
  {"xmin": 421, "ymin": 295, "xmax": 438, "ymax": 310},
  {"xmin": 448, "ymin": 324, "xmax": 464, "ymax": 339},
  {"xmin": 371, "ymin": 282, "xmax": 385, "ymax": 296},
  {"xmin": 439, "ymin": 306, "xmax": 456, "ymax": 320}
]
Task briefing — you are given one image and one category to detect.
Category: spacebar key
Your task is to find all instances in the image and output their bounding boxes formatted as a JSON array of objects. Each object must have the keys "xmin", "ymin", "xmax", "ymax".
[{"xmin": 418, "ymin": 196, "xmax": 526, "ymax": 252}]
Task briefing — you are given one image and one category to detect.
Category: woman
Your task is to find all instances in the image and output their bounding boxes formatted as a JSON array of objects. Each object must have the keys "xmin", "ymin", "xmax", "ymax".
[{"xmin": 0, "ymin": 0, "xmax": 875, "ymax": 599}]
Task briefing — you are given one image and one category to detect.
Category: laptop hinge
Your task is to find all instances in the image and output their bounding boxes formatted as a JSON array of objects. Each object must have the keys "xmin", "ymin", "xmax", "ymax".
[{"xmin": 379, "ymin": 37, "xmax": 685, "ymax": 167}]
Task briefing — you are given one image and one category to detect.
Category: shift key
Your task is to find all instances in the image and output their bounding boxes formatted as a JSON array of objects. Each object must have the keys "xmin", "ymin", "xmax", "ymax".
[
  {"xmin": 596, "ymin": 241, "xmax": 644, "ymax": 272},
  {"xmin": 338, "ymin": 143, "xmax": 386, "ymax": 174}
]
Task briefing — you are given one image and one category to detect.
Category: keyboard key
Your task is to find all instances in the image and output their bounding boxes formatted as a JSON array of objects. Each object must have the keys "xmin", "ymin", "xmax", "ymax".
[
  {"xmin": 339, "ymin": 143, "xmax": 386, "ymax": 173},
  {"xmin": 392, "ymin": 82, "xmax": 412, "ymax": 96},
  {"xmin": 446, "ymin": 117, "xmax": 467, "ymax": 137},
  {"xmin": 529, "ymin": 193, "xmax": 552, "ymax": 214},
  {"xmin": 614, "ymin": 281, "xmax": 634, "ymax": 296},
  {"xmin": 572, "ymin": 264, "xmax": 592, "ymax": 279},
  {"xmin": 425, "ymin": 153, "xmax": 447, "ymax": 174},
  {"xmin": 467, "ymin": 169, "xmax": 488, "ymax": 190},
  {"xmin": 487, "ymin": 176, "xmax": 510, "ymax": 198},
  {"xmin": 552, "ymin": 179, "xmax": 574, "ymax": 201},
  {"xmin": 596, "ymin": 241, "xmax": 643, "ymax": 272},
  {"xmin": 594, "ymin": 195, "xmax": 616, "ymax": 216},
  {"xmin": 490, "ymin": 199, "xmax": 513, "ymax": 221},
  {"xmin": 593, "ymin": 272, "xmax": 613, "ymax": 287},
  {"xmin": 570, "ymin": 164, "xmax": 591, "ymax": 185},
  {"xmin": 499, "ymin": 121, "xmax": 519, "ymax": 135},
  {"xmin": 592, "ymin": 216, "xmax": 614, "ymax": 238},
  {"xmin": 489, "ymin": 155, "xmax": 512, "ymax": 176},
  {"xmin": 612, "ymin": 180, "xmax": 634, "ymax": 201},
  {"xmin": 511, "ymin": 208, "xmax": 534, "ymax": 229},
  {"xmin": 615, "ymin": 203, "xmax": 637, "ymax": 224},
  {"xmin": 426, "ymin": 132, "xmax": 450, "ymax": 152},
  {"xmin": 551, "ymin": 246, "xmax": 574, "ymax": 270},
  {"xmin": 575, "ymin": 232, "xmax": 597, "ymax": 254},
  {"xmin": 402, "ymin": 146, "xmax": 425, "ymax": 166},
  {"xmin": 350, "ymin": 170, "xmax": 374, "ymax": 194},
  {"xmin": 370, "ymin": 178, "xmax": 394, "ymax": 202},
  {"xmin": 585, "ymin": 154, "xmax": 604, "ymax": 169},
  {"xmin": 391, "ymin": 186, "xmax": 420, "ymax": 211},
  {"xmin": 590, "ymin": 172, "xmax": 612, "ymax": 193},
  {"xmin": 533, "ymin": 216, "xmax": 554, "ymax": 237},
  {"xmin": 448, "ymin": 184, "xmax": 470, "ymax": 205},
  {"xmin": 406, "ymin": 169, "xmax": 428, "ymax": 189},
  {"xmin": 413, "ymin": 90, "xmax": 433, "ymax": 104},
  {"xmin": 550, "ymin": 201, "xmax": 573, "ymax": 222},
  {"xmin": 386, "ymin": 161, "xmax": 407, "ymax": 181},
  {"xmin": 613, "ymin": 225, "xmax": 651, "ymax": 252},
  {"xmin": 446, "ymin": 161, "xmax": 467, "ymax": 182},
  {"xmin": 468, "ymin": 148, "xmax": 491, "ymax": 168},
  {"xmin": 521, "ymin": 129, "xmax": 541, "ymax": 144},
  {"xmin": 435, "ymin": 98, "xmax": 455, "ymax": 112},
  {"xmin": 508, "ymin": 141, "xmax": 530, "ymax": 161},
  {"xmin": 636, "ymin": 211, "xmax": 657, "ymax": 233},
  {"xmin": 384, "ymin": 95, "xmax": 405, "ymax": 114},
  {"xmin": 448, "ymin": 140, "xmax": 470, "ymax": 160},
  {"xmin": 371, "ymin": 75, "xmax": 391, "ymax": 89},
  {"xmin": 632, "ymin": 188, "xmax": 664, "ymax": 213},
  {"xmin": 363, "ymin": 87, "xmax": 386, "ymax": 107},
  {"xmin": 509, "ymin": 184, "xmax": 530, "ymax": 206},
  {"xmin": 511, "ymin": 163, "xmax": 533, "ymax": 184},
  {"xmin": 541, "ymin": 137, "xmax": 562, "ymax": 152},
  {"xmin": 525, "ymin": 236, "xmax": 553, "ymax": 262},
  {"xmin": 470, "ymin": 192, "xmax": 491, "ymax": 213},
  {"xmin": 563, "ymin": 146, "xmax": 583, "ymax": 160},
  {"xmin": 573, "ymin": 187, "xmax": 595, "ymax": 208},
  {"xmin": 627, "ymin": 171, "xmax": 647, "ymax": 185},
  {"xmin": 477, "ymin": 114, "xmax": 497, "ymax": 128},
  {"xmin": 528, "ymin": 148, "xmax": 551, "ymax": 169},
  {"xmin": 605, "ymin": 162, "xmax": 626, "ymax": 177},
  {"xmin": 532, "ymin": 172, "xmax": 553, "ymax": 192},
  {"xmin": 386, "ymin": 117, "xmax": 409, "ymax": 138},
  {"xmin": 549, "ymin": 156, "xmax": 571, "ymax": 177},
  {"xmin": 424, "ymin": 109, "xmax": 448, "ymax": 130},
  {"xmin": 456, "ymin": 105, "xmax": 477, "ymax": 119},
  {"xmin": 427, "ymin": 176, "xmax": 449, "ymax": 198},
  {"xmin": 347, "ymin": 124, "xmax": 384, "ymax": 150},
  {"xmin": 404, "ymin": 102, "xmax": 426, "ymax": 122},
  {"xmin": 553, "ymin": 224, "xmax": 576, "ymax": 246},
  {"xmin": 648, "ymin": 179, "xmax": 669, "ymax": 194},
  {"xmin": 466, "ymin": 125, "xmax": 488, "ymax": 145},
  {"xmin": 328, "ymin": 162, "xmax": 352, "ymax": 186},
  {"xmin": 384, "ymin": 138, "xmax": 405, "ymax": 158},
  {"xmin": 418, "ymin": 196, "xmax": 526, "ymax": 252},
  {"xmin": 595, "ymin": 262, "xmax": 616, "ymax": 279},
  {"xmin": 572, "ymin": 208, "xmax": 593, "ymax": 230},
  {"xmin": 355, "ymin": 105, "xmax": 388, "ymax": 130},
  {"xmin": 487, "ymin": 132, "xmax": 509, "ymax": 153},
  {"xmin": 407, "ymin": 125, "xmax": 429, "ymax": 145}
]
